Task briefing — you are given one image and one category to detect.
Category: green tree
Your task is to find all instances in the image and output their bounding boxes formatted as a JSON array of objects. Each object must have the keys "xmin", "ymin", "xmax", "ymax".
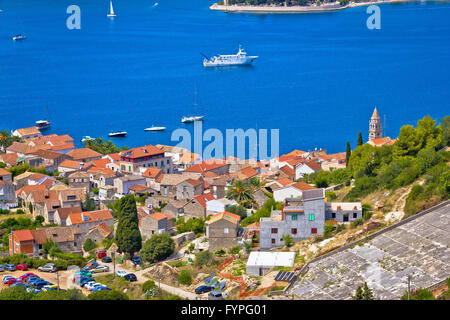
[
  {"xmin": 226, "ymin": 180, "xmax": 254, "ymax": 208},
  {"xmin": 441, "ymin": 116, "xmax": 450, "ymax": 147},
  {"xmin": 401, "ymin": 288, "xmax": 435, "ymax": 300},
  {"xmin": 226, "ymin": 205, "xmax": 247, "ymax": 218},
  {"xmin": 281, "ymin": 234, "xmax": 294, "ymax": 248},
  {"xmin": 0, "ymin": 286, "xmax": 33, "ymax": 300},
  {"xmin": 140, "ymin": 233, "xmax": 174, "ymax": 263},
  {"xmin": 83, "ymin": 238, "xmax": 97, "ymax": 252},
  {"xmin": 142, "ymin": 280, "xmax": 156, "ymax": 293},
  {"xmin": 357, "ymin": 131, "xmax": 363, "ymax": 146},
  {"xmin": 353, "ymin": 282, "xmax": 374, "ymax": 300},
  {"xmin": 83, "ymin": 137, "xmax": 127, "ymax": 155},
  {"xmin": 345, "ymin": 141, "xmax": 351, "ymax": 167},
  {"xmin": 193, "ymin": 250, "xmax": 213, "ymax": 266},
  {"xmin": 82, "ymin": 193, "xmax": 96, "ymax": 211},
  {"xmin": 0, "ymin": 130, "xmax": 23, "ymax": 151},
  {"xmin": 114, "ymin": 194, "xmax": 142, "ymax": 257}
]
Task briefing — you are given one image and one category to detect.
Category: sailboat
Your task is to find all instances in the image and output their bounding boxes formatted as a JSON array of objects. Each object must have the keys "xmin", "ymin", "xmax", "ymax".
[
  {"xmin": 36, "ymin": 105, "xmax": 51, "ymax": 129},
  {"xmin": 107, "ymin": 0, "xmax": 116, "ymax": 17},
  {"xmin": 181, "ymin": 84, "xmax": 205, "ymax": 123}
]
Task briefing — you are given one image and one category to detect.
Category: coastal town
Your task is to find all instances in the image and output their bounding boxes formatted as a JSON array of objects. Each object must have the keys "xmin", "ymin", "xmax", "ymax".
[{"xmin": 0, "ymin": 108, "xmax": 448, "ymax": 301}]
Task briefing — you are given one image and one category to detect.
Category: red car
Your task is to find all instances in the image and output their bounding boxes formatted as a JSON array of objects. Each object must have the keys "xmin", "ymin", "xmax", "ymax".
[
  {"xmin": 20, "ymin": 273, "xmax": 36, "ymax": 281},
  {"xmin": 7, "ymin": 278, "xmax": 22, "ymax": 286},
  {"xmin": 97, "ymin": 251, "xmax": 107, "ymax": 259},
  {"xmin": 16, "ymin": 264, "xmax": 28, "ymax": 271}
]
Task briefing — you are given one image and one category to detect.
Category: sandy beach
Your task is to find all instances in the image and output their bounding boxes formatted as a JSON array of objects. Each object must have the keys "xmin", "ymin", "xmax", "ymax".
[{"xmin": 210, "ymin": 0, "xmax": 415, "ymax": 13}]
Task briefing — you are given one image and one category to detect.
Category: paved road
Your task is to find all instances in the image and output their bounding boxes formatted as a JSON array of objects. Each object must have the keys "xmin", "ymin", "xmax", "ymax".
[{"xmin": 288, "ymin": 202, "xmax": 450, "ymax": 300}]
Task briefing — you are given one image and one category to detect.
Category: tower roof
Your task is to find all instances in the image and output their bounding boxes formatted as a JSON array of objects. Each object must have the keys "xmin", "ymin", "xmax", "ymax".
[{"xmin": 371, "ymin": 107, "xmax": 380, "ymax": 119}]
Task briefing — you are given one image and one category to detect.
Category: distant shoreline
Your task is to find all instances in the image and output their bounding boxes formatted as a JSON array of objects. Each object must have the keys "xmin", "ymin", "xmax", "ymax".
[{"xmin": 210, "ymin": 0, "xmax": 421, "ymax": 13}]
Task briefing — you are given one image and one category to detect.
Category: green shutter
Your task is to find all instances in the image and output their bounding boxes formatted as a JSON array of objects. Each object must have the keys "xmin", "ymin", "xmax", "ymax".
[{"xmin": 308, "ymin": 214, "xmax": 315, "ymax": 221}]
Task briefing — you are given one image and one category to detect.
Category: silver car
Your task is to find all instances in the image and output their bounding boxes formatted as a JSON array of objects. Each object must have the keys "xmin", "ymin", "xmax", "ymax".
[{"xmin": 38, "ymin": 263, "xmax": 57, "ymax": 273}]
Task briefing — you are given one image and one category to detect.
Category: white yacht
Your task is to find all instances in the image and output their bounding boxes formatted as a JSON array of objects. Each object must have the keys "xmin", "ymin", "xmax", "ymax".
[
  {"xmin": 181, "ymin": 116, "xmax": 204, "ymax": 123},
  {"xmin": 203, "ymin": 45, "xmax": 258, "ymax": 67},
  {"xmin": 107, "ymin": 0, "xmax": 116, "ymax": 17},
  {"xmin": 144, "ymin": 125, "xmax": 166, "ymax": 131},
  {"xmin": 108, "ymin": 131, "xmax": 127, "ymax": 137},
  {"xmin": 12, "ymin": 34, "xmax": 26, "ymax": 41}
]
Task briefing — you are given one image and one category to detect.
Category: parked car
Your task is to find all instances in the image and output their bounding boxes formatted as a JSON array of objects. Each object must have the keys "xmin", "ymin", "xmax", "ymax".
[
  {"xmin": 208, "ymin": 291, "xmax": 223, "ymax": 300},
  {"xmin": 80, "ymin": 278, "xmax": 96, "ymax": 287},
  {"xmin": 16, "ymin": 264, "xmax": 28, "ymax": 271},
  {"xmin": 7, "ymin": 278, "xmax": 20, "ymax": 286},
  {"xmin": 124, "ymin": 273, "xmax": 137, "ymax": 282},
  {"xmin": 91, "ymin": 265, "xmax": 109, "ymax": 273},
  {"xmin": 116, "ymin": 270, "xmax": 127, "ymax": 277},
  {"xmin": 83, "ymin": 261, "xmax": 99, "ymax": 271},
  {"xmin": 131, "ymin": 256, "xmax": 142, "ymax": 265},
  {"xmin": 42, "ymin": 285, "xmax": 58, "ymax": 291},
  {"xmin": 38, "ymin": 263, "xmax": 57, "ymax": 273},
  {"xmin": 0, "ymin": 265, "xmax": 5, "ymax": 272},
  {"xmin": 33, "ymin": 280, "xmax": 52, "ymax": 289},
  {"xmin": 27, "ymin": 276, "xmax": 41, "ymax": 284},
  {"xmin": 11, "ymin": 282, "xmax": 30, "ymax": 289},
  {"xmin": 4, "ymin": 264, "xmax": 16, "ymax": 271},
  {"xmin": 92, "ymin": 285, "xmax": 111, "ymax": 292},
  {"xmin": 97, "ymin": 250, "xmax": 107, "ymax": 259},
  {"xmin": 20, "ymin": 273, "xmax": 37, "ymax": 281},
  {"xmin": 195, "ymin": 285, "xmax": 213, "ymax": 294},
  {"xmin": 74, "ymin": 271, "xmax": 92, "ymax": 277},
  {"xmin": 2, "ymin": 275, "xmax": 14, "ymax": 284},
  {"xmin": 101, "ymin": 256, "xmax": 112, "ymax": 263}
]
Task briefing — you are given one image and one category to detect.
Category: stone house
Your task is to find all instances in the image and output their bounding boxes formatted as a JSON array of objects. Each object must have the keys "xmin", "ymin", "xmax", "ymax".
[
  {"xmin": 139, "ymin": 211, "xmax": 175, "ymax": 238},
  {"xmin": 118, "ymin": 145, "xmax": 173, "ymax": 174},
  {"xmin": 66, "ymin": 148, "xmax": 103, "ymax": 162},
  {"xmin": 9, "ymin": 226, "xmax": 83, "ymax": 257},
  {"xmin": 68, "ymin": 171, "xmax": 91, "ymax": 193},
  {"xmin": 162, "ymin": 199, "xmax": 205, "ymax": 220},
  {"xmin": 209, "ymin": 175, "xmax": 234, "ymax": 199},
  {"xmin": 54, "ymin": 206, "xmax": 82, "ymax": 226},
  {"xmin": 176, "ymin": 179, "xmax": 204, "ymax": 200},
  {"xmin": 260, "ymin": 189, "xmax": 326, "ymax": 249},
  {"xmin": 0, "ymin": 168, "xmax": 13, "ymax": 183},
  {"xmin": 66, "ymin": 209, "xmax": 114, "ymax": 234},
  {"xmin": 273, "ymin": 181, "xmax": 316, "ymax": 202},
  {"xmin": 294, "ymin": 160, "xmax": 322, "ymax": 180},
  {"xmin": 113, "ymin": 175, "xmax": 147, "ymax": 196},
  {"xmin": 84, "ymin": 222, "xmax": 113, "ymax": 245},
  {"xmin": 0, "ymin": 180, "xmax": 17, "ymax": 209},
  {"xmin": 29, "ymin": 149, "xmax": 71, "ymax": 173},
  {"xmin": 325, "ymin": 202, "xmax": 363, "ymax": 222},
  {"xmin": 206, "ymin": 211, "xmax": 241, "ymax": 252}
]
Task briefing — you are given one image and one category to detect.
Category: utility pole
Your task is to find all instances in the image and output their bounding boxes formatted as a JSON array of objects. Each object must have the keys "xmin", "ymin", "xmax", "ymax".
[
  {"xmin": 56, "ymin": 271, "xmax": 60, "ymax": 290},
  {"xmin": 407, "ymin": 274, "xmax": 412, "ymax": 300},
  {"xmin": 112, "ymin": 251, "xmax": 116, "ymax": 279}
]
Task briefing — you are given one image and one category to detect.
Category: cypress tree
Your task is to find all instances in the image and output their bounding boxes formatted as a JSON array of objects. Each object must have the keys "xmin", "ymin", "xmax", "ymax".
[
  {"xmin": 115, "ymin": 194, "xmax": 142, "ymax": 257},
  {"xmin": 346, "ymin": 141, "xmax": 351, "ymax": 167},
  {"xmin": 357, "ymin": 131, "xmax": 363, "ymax": 146}
]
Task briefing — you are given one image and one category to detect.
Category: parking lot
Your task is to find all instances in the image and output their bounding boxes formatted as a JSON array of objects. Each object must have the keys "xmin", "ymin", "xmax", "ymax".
[{"xmin": 289, "ymin": 202, "xmax": 450, "ymax": 300}]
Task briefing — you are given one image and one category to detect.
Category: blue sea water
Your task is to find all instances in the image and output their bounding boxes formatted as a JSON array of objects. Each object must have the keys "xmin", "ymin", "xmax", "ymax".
[{"xmin": 0, "ymin": 0, "xmax": 449, "ymax": 157}]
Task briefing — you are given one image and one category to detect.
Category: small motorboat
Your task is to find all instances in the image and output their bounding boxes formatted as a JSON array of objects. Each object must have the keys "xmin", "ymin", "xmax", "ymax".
[
  {"xmin": 108, "ymin": 131, "xmax": 127, "ymax": 137},
  {"xmin": 144, "ymin": 125, "xmax": 166, "ymax": 132},
  {"xmin": 81, "ymin": 136, "xmax": 95, "ymax": 143},
  {"xmin": 13, "ymin": 34, "xmax": 26, "ymax": 41},
  {"xmin": 181, "ymin": 115, "xmax": 204, "ymax": 123}
]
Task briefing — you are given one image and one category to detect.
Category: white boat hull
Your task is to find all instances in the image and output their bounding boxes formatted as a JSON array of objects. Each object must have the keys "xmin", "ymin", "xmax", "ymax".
[
  {"xmin": 144, "ymin": 127, "xmax": 166, "ymax": 131},
  {"xmin": 203, "ymin": 57, "xmax": 257, "ymax": 67}
]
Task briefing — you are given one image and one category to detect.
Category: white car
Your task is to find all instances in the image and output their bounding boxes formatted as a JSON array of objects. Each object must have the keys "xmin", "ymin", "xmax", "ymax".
[
  {"xmin": 2, "ymin": 275, "xmax": 14, "ymax": 283},
  {"xmin": 91, "ymin": 265, "xmax": 109, "ymax": 273},
  {"xmin": 85, "ymin": 282, "xmax": 103, "ymax": 291},
  {"xmin": 116, "ymin": 270, "xmax": 127, "ymax": 277}
]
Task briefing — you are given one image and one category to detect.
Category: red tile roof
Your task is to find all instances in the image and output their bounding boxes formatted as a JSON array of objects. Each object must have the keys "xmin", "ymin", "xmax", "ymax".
[
  {"xmin": 14, "ymin": 229, "xmax": 34, "ymax": 242},
  {"xmin": 120, "ymin": 145, "xmax": 164, "ymax": 159},
  {"xmin": 67, "ymin": 148, "xmax": 102, "ymax": 160},
  {"xmin": 142, "ymin": 167, "xmax": 162, "ymax": 179},
  {"xmin": 185, "ymin": 159, "xmax": 227, "ymax": 173},
  {"xmin": 59, "ymin": 159, "xmax": 84, "ymax": 169},
  {"xmin": 69, "ymin": 209, "xmax": 113, "ymax": 224},
  {"xmin": 0, "ymin": 168, "xmax": 11, "ymax": 176},
  {"xmin": 292, "ymin": 181, "xmax": 316, "ymax": 191},
  {"xmin": 194, "ymin": 193, "xmax": 215, "ymax": 208},
  {"xmin": 303, "ymin": 160, "xmax": 321, "ymax": 172},
  {"xmin": 276, "ymin": 178, "xmax": 294, "ymax": 187},
  {"xmin": 91, "ymin": 158, "xmax": 111, "ymax": 169},
  {"xmin": 16, "ymin": 184, "xmax": 47, "ymax": 196}
]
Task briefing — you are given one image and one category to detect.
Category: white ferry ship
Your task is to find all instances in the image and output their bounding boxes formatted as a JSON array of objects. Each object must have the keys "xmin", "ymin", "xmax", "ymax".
[{"xmin": 203, "ymin": 45, "xmax": 258, "ymax": 67}]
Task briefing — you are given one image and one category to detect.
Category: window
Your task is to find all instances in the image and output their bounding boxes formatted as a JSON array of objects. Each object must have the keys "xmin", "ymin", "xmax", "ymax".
[
  {"xmin": 332, "ymin": 212, "xmax": 336, "ymax": 219},
  {"xmin": 291, "ymin": 228, "xmax": 297, "ymax": 234},
  {"xmin": 353, "ymin": 212, "xmax": 357, "ymax": 219},
  {"xmin": 271, "ymin": 228, "xmax": 278, "ymax": 234},
  {"xmin": 74, "ymin": 242, "xmax": 77, "ymax": 247},
  {"xmin": 292, "ymin": 214, "xmax": 297, "ymax": 221},
  {"xmin": 308, "ymin": 214, "xmax": 315, "ymax": 221},
  {"xmin": 224, "ymin": 228, "xmax": 229, "ymax": 234},
  {"xmin": 311, "ymin": 228, "xmax": 317, "ymax": 234},
  {"xmin": 271, "ymin": 239, "xmax": 275, "ymax": 244},
  {"xmin": 129, "ymin": 166, "xmax": 131, "ymax": 172}
]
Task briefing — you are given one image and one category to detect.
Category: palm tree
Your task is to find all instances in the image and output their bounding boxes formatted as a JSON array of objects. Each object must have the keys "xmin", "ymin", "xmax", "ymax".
[
  {"xmin": 226, "ymin": 180, "xmax": 254, "ymax": 208},
  {"xmin": 0, "ymin": 130, "xmax": 9, "ymax": 151}
]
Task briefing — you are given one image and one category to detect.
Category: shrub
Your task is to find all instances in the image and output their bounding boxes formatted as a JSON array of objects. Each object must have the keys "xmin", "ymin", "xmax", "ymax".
[
  {"xmin": 193, "ymin": 250, "xmax": 213, "ymax": 266},
  {"xmin": 215, "ymin": 249, "xmax": 226, "ymax": 257},
  {"xmin": 83, "ymin": 238, "xmax": 97, "ymax": 252},
  {"xmin": 325, "ymin": 191, "xmax": 337, "ymax": 201},
  {"xmin": 142, "ymin": 280, "xmax": 156, "ymax": 293},
  {"xmin": 177, "ymin": 270, "xmax": 192, "ymax": 286},
  {"xmin": 351, "ymin": 219, "xmax": 364, "ymax": 229},
  {"xmin": 228, "ymin": 246, "xmax": 241, "ymax": 255},
  {"xmin": 88, "ymin": 289, "xmax": 129, "ymax": 300},
  {"xmin": 281, "ymin": 234, "xmax": 294, "ymax": 248}
]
